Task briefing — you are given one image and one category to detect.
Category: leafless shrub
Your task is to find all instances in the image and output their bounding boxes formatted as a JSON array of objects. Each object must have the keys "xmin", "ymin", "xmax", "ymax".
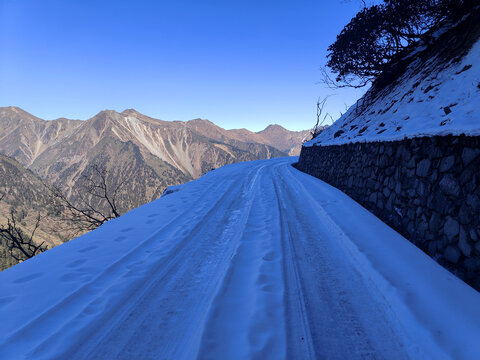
[
  {"xmin": 52, "ymin": 164, "xmax": 124, "ymax": 234},
  {"xmin": 0, "ymin": 206, "xmax": 47, "ymax": 262},
  {"xmin": 312, "ymin": 95, "xmax": 336, "ymax": 138}
]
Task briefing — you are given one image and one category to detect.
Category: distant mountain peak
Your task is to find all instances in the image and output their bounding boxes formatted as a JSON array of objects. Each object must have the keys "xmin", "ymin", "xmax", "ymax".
[
  {"xmin": 0, "ymin": 106, "xmax": 309, "ymax": 169},
  {"xmin": 0, "ymin": 106, "xmax": 29, "ymax": 113},
  {"xmin": 187, "ymin": 118, "xmax": 212, "ymax": 123},
  {"xmin": 121, "ymin": 109, "xmax": 141, "ymax": 116},
  {"xmin": 257, "ymin": 124, "xmax": 297, "ymax": 136},
  {"xmin": 0, "ymin": 106, "xmax": 42, "ymax": 123},
  {"xmin": 1, "ymin": 106, "xmax": 25, "ymax": 114},
  {"xmin": 94, "ymin": 109, "xmax": 119, "ymax": 117},
  {"xmin": 264, "ymin": 124, "xmax": 286, "ymax": 130}
]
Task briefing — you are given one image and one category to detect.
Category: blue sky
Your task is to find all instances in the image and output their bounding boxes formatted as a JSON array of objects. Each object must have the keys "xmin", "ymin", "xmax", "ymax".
[{"xmin": 0, "ymin": 0, "xmax": 367, "ymax": 131}]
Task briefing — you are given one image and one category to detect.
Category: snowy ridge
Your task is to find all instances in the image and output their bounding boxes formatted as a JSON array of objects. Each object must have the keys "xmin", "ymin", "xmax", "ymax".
[
  {"xmin": 1, "ymin": 158, "xmax": 480, "ymax": 359},
  {"xmin": 305, "ymin": 15, "xmax": 480, "ymax": 147}
]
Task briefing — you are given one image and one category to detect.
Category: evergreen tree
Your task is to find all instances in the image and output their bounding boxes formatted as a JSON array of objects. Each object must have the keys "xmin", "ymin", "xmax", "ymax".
[{"xmin": 326, "ymin": 0, "xmax": 477, "ymax": 87}]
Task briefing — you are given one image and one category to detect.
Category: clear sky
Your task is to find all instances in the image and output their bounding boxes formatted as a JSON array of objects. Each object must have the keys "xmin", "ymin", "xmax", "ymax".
[{"xmin": 0, "ymin": 0, "xmax": 367, "ymax": 131}]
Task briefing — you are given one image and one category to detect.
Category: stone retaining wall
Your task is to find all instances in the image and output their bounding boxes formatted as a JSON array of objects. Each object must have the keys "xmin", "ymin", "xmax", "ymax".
[{"xmin": 296, "ymin": 135, "xmax": 480, "ymax": 289}]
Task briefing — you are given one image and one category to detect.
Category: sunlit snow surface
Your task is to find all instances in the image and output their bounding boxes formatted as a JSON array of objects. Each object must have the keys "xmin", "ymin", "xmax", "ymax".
[
  {"xmin": 305, "ymin": 31, "xmax": 480, "ymax": 147},
  {"xmin": 1, "ymin": 158, "xmax": 480, "ymax": 359}
]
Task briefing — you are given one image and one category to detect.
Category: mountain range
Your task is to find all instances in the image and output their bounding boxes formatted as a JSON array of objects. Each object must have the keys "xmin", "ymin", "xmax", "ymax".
[
  {"xmin": 0, "ymin": 107, "xmax": 309, "ymax": 179},
  {"xmin": 0, "ymin": 106, "xmax": 310, "ymax": 267}
]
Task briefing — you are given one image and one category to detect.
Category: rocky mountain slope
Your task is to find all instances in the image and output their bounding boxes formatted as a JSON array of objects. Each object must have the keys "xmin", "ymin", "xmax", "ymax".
[
  {"xmin": 0, "ymin": 107, "xmax": 306, "ymax": 213},
  {"xmin": 166, "ymin": 118, "xmax": 310, "ymax": 157},
  {"xmin": 0, "ymin": 154, "xmax": 70, "ymax": 270},
  {"xmin": 0, "ymin": 107, "xmax": 83, "ymax": 166},
  {"xmin": 0, "ymin": 107, "xmax": 308, "ymax": 269},
  {"xmin": 256, "ymin": 124, "xmax": 311, "ymax": 155}
]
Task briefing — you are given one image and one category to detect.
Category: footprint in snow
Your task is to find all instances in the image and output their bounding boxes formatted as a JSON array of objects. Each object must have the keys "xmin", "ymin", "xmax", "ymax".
[
  {"xmin": 262, "ymin": 252, "xmax": 278, "ymax": 261},
  {"xmin": 67, "ymin": 259, "xmax": 87, "ymax": 268},
  {"xmin": 120, "ymin": 227, "xmax": 134, "ymax": 233},
  {"xmin": 0, "ymin": 296, "xmax": 15, "ymax": 308},
  {"xmin": 257, "ymin": 274, "xmax": 269, "ymax": 285},
  {"xmin": 61, "ymin": 269, "xmax": 93, "ymax": 282},
  {"xmin": 78, "ymin": 245, "xmax": 99, "ymax": 253},
  {"xmin": 261, "ymin": 283, "xmax": 277, "ymax": 293},
  {"xmin": 60, "ymin": 273, "xmax": 79, "ymax": 282},
  {"xmin": 14, "ymin": 273, "xmax": 43, "ymax": 284}
]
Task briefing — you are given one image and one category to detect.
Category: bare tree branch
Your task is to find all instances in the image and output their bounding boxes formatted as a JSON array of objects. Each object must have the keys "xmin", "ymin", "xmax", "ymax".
[
  {"xmin": 319, "ymin": 66, "xmax": 371, "ymax": 90},
  {"xmin": 312, "ymin": 95, "xmax": 336, "ymax": 138},
  {"xmin": 51, "ymin": 164, "xmax": 124, "ymax": 234},
  {"xmin": 0, "ymin": 208, "xmax": 47, "ymax": 262}
]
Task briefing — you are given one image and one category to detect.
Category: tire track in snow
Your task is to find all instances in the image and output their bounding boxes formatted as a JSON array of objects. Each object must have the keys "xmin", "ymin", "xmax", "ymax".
[
  {"xmin": 48, "ymin": 163, "xmax": 269, "ymax": 360},
  {"xmin": 281, "ymin": 164, "xmax": 444, "ymax": 359},
  {"xmin": 3, "ymin": 158, "xmax": 471, "ymax": 359},
  {"xmin": 272, "ymin": 168, "xmax": 316, "ymax": 360},
  {"xmin": 196, "ymin": 164, "xmax": 287, "ymax": 360},
  {"xmin": 273, "ymin": 163, "xmax": 410, "ymax": 359},
  {"xmin": 0, "ymin": 172, "xmax": 240, "ymax": 359}
]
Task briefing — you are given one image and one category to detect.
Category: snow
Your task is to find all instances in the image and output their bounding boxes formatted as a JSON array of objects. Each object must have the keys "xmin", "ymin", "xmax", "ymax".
[
  {"xmin": 1, "ymin": 157, "xmax": 480, "ymax": 359},
  {"xmin": 305, "ymin": 30, "xmax": 480, "ymax": 147}
]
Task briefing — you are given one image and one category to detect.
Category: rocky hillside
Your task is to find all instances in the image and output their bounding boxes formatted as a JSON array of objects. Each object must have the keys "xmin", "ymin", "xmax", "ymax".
[
  {"xmin": 0, "ymin": 107, "xmax": 306, "ymax": 213},
  {"xmin": 256, "ymin": 124, "xmax": 311, "ymax": 155},
  {"xmin": 0, "ymin": 107, "xmax": 82, "ymax": 166},
  {"xmin": 0, "ymin": 154, "xmax": 70, "ymax": 270},
  {"xmin": 175, "ymin": 119, "xmax": 310, "ymax": 156}
]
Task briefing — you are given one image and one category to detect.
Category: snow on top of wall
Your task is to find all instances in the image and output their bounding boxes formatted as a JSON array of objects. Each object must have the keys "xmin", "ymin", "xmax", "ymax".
[{"xmin": 305, "ymin": 22, "xmax": 480, "ymax": 147}]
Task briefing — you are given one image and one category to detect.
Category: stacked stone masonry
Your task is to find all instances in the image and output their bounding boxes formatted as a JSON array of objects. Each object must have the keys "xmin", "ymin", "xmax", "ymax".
[{"xmin": 297, "ymin": 135, "xmax": 480, "ymax": 289}]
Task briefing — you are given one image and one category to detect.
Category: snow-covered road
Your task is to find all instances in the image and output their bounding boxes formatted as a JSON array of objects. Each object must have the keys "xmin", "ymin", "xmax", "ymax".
[{"xmin": 1, "ymin": 157, "xmax": 480, "ymax": 359}]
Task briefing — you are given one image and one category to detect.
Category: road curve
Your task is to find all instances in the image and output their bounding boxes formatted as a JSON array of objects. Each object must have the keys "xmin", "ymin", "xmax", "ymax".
[{"xmin": 1, "ymin": 157, "xmax": 480, "ymax": 359}]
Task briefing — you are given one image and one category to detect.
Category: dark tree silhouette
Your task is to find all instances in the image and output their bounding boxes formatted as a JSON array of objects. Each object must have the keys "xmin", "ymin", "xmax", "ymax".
[
  {"xmin": 52, "ymin": 164, "xmax": 124, "ymax": 234},
  {"xmin": 0, "ymin": 207, "xmax": 47, "ymax": 262},
  {"xmin": 326, "ymin": 0, "xmax": 477, "ymax": 88}
]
